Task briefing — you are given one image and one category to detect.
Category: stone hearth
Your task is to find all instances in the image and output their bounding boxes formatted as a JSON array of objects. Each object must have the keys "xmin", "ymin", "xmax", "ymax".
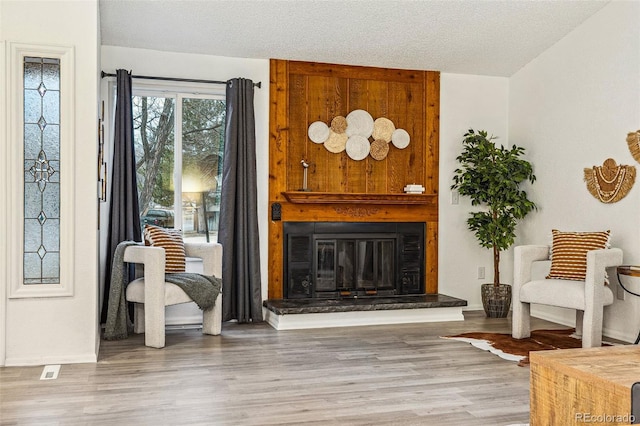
[{"xmin": 263, "ymin": 294, "xmax": 467, "ymax": 330}]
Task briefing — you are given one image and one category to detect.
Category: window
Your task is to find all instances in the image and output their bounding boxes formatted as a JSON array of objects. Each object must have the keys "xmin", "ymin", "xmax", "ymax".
[
  {"xmin": 9, "ymin": 42, "xmax": 74, "ymax": 298},
  {"xmin": 132, "ymin": 88, "xmax": 225, "ymax": 243},
  {"xmin": 23, "ymin": 57, "xmax": 61, "ymax": 284}
]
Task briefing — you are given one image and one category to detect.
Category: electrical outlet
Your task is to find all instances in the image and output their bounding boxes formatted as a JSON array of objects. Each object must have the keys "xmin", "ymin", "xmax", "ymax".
[
  {"xmin": 451, "ymin": 190, "xmax": 459, "ymax": 205},
  {"xmin": 477, "ymin": 266, "xmax": 485, "ymax": 280}
]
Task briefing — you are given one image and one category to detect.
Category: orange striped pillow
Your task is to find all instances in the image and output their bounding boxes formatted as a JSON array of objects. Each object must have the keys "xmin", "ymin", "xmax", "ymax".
[
  {"xmin": 546, "ymin": 230, "xmax": 610, "ymax": 281},
  {"xmin": 143, "ymin": 224, "xmax": 186, "ymax": 273}
]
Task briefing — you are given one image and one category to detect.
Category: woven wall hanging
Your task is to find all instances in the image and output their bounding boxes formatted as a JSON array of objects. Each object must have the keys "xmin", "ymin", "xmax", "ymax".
[
  {"xmin": 307, "ymin": 110, "xmax": 410, "ymax": 161},
  {"xmin": 584, "ymin": 158, "xmax": 636, "ymax": 203},
  {"xmin": 331, "ymin": 116, "xmax": 348, "ymax": 134},
  {"xmin": 626, "ymin": 130, "xmax": 640, "ymax": 163},
  {"xmin": 370, "ymin": 138, "xmax": 390, "ymax": 160}
]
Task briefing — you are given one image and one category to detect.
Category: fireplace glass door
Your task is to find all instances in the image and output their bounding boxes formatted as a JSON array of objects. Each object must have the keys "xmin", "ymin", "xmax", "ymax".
[
  {"xmin": 284, "ymin": 222, "xmax": 425, "ymax": 299},
  {"xmin": 315, "ymin": 237, "xmax": 394, "ymax": 296},
  {"xmin": 315, "ymin": 240, "xmax": 335, "ymax": 291}
]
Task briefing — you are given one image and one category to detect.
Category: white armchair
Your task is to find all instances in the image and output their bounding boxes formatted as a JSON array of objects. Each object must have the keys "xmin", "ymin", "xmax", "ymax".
[
  {"xmin": 512, "ymin": 245, "xmax": 623, "ymax": 348},
  {"xmin": 123, "ymin": 242, "xmax": 223, "ymax": 348}
]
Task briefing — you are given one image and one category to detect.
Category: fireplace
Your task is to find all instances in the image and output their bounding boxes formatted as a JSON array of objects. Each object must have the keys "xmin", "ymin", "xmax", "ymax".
[{"xmin": 283, "ymin": 222, "xmax": 425, "ymax": 299}]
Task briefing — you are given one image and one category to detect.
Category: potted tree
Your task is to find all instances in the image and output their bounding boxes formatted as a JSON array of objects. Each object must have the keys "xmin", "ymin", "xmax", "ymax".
[{"xmin": 451, "ymin": 129, "xmax": 537, "ymax": 318}]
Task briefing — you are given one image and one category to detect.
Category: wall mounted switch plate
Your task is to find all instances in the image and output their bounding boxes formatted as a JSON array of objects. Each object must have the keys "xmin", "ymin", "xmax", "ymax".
[{"xmin": 478, "ymin": 267, "xmax": 485, "ymax": 280}]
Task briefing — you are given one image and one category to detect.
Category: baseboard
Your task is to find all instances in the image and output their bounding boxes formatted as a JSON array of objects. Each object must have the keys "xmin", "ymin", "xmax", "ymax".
[
  {"xmin": 530, "ymin": 311, "xmax": 635, "ymax": 344},
  {"xmin": 265, "ymin": 306, "xmax": 465, "ymax": 330},
  {"xmin": 4, "ymin": 352, "xmax": 98, "ymax": 367},
  {"xmin": 165, "ymin": 315, "xmax": 202, "ymax": 326},
  {"xmin": 462, "ymin": 303, "xmax": 483, "ymax": 311},
  {"xmin": 530, "ymin": 310, "xmax": 573, "ymax": 328},
  {"xmin": 603, "ymin": 326, "xmax": 635, "ymax": 344}
]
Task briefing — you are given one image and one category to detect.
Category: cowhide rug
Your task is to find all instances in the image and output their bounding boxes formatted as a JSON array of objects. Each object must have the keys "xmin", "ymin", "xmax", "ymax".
[{"xmin": 442, "ymin": 328, "xmax": 610, "ymax": 367}]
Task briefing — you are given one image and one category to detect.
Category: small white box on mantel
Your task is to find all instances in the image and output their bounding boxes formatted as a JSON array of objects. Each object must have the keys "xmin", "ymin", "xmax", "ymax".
[{"xmin": 403, "ymin": 184, "xmax": 425, "ymax": 194}]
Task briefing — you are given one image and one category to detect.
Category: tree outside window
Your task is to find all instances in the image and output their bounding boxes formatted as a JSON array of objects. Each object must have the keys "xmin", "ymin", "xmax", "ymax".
[{"xmin": 133, "ymin": 93, "xmax": 225, "ymax": 242}]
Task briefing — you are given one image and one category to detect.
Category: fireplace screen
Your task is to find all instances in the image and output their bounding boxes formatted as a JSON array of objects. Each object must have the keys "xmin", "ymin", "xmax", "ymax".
[
  {"xmin": 284, "ymin": 222, "xmax": 424, "ymax": 299},
  {"xmin": 316, "ymin": 238, "xmax": 394, "ymax": 292}
]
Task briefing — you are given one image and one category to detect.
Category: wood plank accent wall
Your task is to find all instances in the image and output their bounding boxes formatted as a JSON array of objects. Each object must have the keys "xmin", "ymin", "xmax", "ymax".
[{"xmin": 268, "ymin": 59, "xmax": 440, "ymax": 299}]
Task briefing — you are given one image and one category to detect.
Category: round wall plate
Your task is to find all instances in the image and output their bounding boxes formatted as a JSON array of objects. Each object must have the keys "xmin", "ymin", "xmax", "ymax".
[
  {"xmin": 346, "ymin": 135, "xmax": 370, "ymax": 161},
  {"xmin": 391, "ymin": 128, "xmax": 410, "ymax": 149},
  {"xmin": 308, "ymin": 121, "xmax": 330, "ymax": 143},
  {"xmin": 324, "ymin": 131, "xmax": 348, "ymax": 153},
  {"xmin": 370, "ymin": 138, "xmax": 390, "ymax": 160},
  {"xmin": 372, "ymin": 117, "xmax": 395, "ymax": 142},
  {"xmin": 345, "ymin": 109, "xmax": 374, "ymax": 138}
]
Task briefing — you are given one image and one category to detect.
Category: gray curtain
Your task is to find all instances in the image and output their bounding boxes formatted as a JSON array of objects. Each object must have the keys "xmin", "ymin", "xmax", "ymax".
[
  {"xmin": 101, "ymin": 69, "xmax": 141, "ymax": 323},
  {"xmin": 219, "ymin": 78, "xmax": 263, "ymax": 323}
]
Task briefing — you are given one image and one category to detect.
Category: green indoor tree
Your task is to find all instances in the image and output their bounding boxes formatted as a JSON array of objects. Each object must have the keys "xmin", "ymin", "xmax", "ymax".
[{"xmin": 451, "ymin": 129, "xmax": 537, "ymax": 317}]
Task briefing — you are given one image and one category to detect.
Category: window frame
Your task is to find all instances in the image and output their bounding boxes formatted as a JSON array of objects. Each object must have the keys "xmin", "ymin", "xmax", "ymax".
[
  {"xmin": 8, "ymin": 43, "xmax": 75, "ymax": 299},
  {"xmin": 131, "ymin": 81, "xmax": 226, "ymax": 234}
]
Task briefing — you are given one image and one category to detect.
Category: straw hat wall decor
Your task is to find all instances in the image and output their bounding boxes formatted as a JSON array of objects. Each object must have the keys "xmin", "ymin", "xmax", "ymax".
[
  {"xmin": 306, "ymin": 110, "xmax": 411, "ymax": 161},
  {"xmin": 626, "ymin": 130, "xmax": 640, "ymax": 163},
  {"xmin": 584, "ymin": 158, "xmax": 635, "ymax": 203}
]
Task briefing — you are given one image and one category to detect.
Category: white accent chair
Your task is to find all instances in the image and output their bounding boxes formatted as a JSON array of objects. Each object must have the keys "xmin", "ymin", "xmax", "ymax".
[
  {"xmin": 512, "ymin": 245, "xmax": 623, "ymax": 348},
  {"xmin": 123, "ymin": 242, "xmax": 223, "ymax": 348}
]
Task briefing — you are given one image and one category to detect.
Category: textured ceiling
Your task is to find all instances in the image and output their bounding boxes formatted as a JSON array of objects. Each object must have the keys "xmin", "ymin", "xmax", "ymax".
[{"xmin": 99, "ymin": 0, "xmax": 609, "ymax": 77}]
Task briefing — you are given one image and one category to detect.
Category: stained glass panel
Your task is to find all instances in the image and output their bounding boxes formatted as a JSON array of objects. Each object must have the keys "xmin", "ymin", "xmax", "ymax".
[
  {"xmin": 42, "ymin": 91, "xmax": 60, "ymax": 124},
  {"xmin": 23, "ymin": 61, "xmax": 41, "ymax": 89},
  {"xmin": 24, "ymin": 90, "xmax": 41, "ymax": 123},
  {"xmin": 23, "ymin": 56, "xmax": 60, "ymax": 285},
  {"xmin": 43, "ymin": 126, "xmax": 60, "ymax": 158}
]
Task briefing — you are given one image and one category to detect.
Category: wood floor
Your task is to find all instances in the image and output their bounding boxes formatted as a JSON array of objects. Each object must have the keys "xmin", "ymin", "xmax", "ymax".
[{"xmin": 0, "ymin": 312, "xmax": 568, "ymax": 425}]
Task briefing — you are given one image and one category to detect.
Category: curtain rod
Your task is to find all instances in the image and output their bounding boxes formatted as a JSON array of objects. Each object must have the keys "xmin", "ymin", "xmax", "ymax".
[{"xmin": 100, "ymin": 71, "xmax": 261, "ymax": 88}]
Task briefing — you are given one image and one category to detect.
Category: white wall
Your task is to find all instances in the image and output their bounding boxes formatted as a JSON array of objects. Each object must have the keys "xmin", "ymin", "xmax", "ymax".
[
  {"xmin": 100, "ymin": 46, "xmax": 271, "ymax": 313},
  {"xmin": 0, "ymin": 6, "xmax": 6, "ymax": 367},
  {"xmin": 1, "ymin": 0, "xmax": 100, "ymax": 365},
  {"xmin": 439, "ymin": 74, "xmax": 510, "ymax": 310},
  {"xmin": 510, "ymin": 1, "xmax": 640, "ymax": 342}
]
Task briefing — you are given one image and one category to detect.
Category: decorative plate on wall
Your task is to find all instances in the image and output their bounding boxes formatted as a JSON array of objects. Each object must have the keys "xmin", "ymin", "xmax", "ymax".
[
  {"xmin": 391, "ymin": 128, "xmax": 410, "ymax": 149},
  {"xmin": 324, "ymin": 131, "xmax": 348, "ymax": 153},
  {"xmin": 345, "ymin": 110, "xmax": 374, "ymax": 138},
  {"xmin": 331, "ymin": 116, "xmax": 348, "ymax": 134},
  {"xmin": 370, "ymin": 138, "xmax": 390, "ymax": 160},
  {"xmin": 308, "ymin": 111, "xmax": 411, "ymax": 161},
  {"xmin": 308, "ymin": 121, "xmax": 330, "ymax": 144},
  {"xmin": 346, "ymin": 135, "xmax": 371, "ymax": 161},
  {"xmin": 372, "ymin": 117, "xmax": 395, "ymax": 142}
]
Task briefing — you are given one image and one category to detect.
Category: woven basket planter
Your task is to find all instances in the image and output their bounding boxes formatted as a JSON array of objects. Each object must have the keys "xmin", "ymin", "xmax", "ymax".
[{"xmin": 481, "ymin": 283, "xmax": 512, "ymax": 318}]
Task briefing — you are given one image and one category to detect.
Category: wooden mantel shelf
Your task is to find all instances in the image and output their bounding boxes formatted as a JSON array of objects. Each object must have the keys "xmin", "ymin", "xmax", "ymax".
[{"xmin": 282, "ymin": 191, "xmax": 437, "ymax": 205}]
